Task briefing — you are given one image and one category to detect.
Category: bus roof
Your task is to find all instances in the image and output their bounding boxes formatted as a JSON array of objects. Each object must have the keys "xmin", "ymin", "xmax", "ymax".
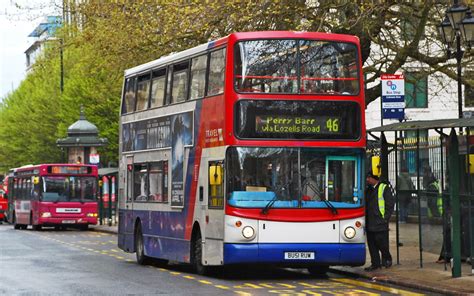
[
  {"xmin": 124, "ymin": 35, "xmax": 228, "ymax": 77},
  {"xmin": 124, "ymin": 31, "xmax": 360, "ymax": 78}
]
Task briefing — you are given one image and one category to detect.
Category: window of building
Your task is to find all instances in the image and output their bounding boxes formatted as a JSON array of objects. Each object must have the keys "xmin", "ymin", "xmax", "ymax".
[
  {"xmin": 136, "ymin": 73, "xmax": 151, "ymax": 111},
  {"xmin": 133, "ymin": 164, "xmax": 148, "ymax": 201},
  {"xmin": 405, "ymin": 72, "xmax": 428, "ymax": 108},
  {"xmin": 171, "ymin": 62, "xmax": 189, "ymax": 103},
  {"xmin": 190, "ymin": 55, "xmax": 207, "ymax": 100},
  {"xmin": 148, "ymin": 161, "xmax": 168, "ymax": 203},
  {"xmin": 150, "ymin": 68, "xmax": 167, "ymax": 108},
  {"xmin": 208, "ymin": 48, "xmax": 226, "ymax": 96},
  {"xmin": 465, "ymin": 81, "xmax": 474, "ymax": 108},
  {"xmin": 122, "ymin": 77, "xmax": 137, "ymax": 114}
]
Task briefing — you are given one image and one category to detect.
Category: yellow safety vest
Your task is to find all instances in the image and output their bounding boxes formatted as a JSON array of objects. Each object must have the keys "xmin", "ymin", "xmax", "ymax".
[
  {"xmin": 377, "ymin": 183, "xmax": 387, "ymax": 218},
  {"xmin": 432, "ymin": 180, "xmax": 443, "ymax": 215}
]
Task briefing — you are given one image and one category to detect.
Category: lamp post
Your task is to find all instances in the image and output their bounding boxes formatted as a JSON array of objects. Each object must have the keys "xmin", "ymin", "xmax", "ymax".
[{"xmin": 438, "ymin": 1, "xmax": 474, "ymax": 119}]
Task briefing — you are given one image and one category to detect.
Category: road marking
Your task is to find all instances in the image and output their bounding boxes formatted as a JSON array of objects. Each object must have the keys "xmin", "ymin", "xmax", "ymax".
[
  {"xmin": 234, "ymin": 292, "xmax": 252, "ymax": 296},
  {"xmin": 300, "ymin": 290, "xmax": 323, "ymax": 296},
  {"xmin": 183, "ymin": 275, "xmax": 195, "ymax": 280},
  {"xmin": 214, "ymin": 285, "xmax": 230, "ymax": 290},
  {"xmin": 332, "ymin": 278, "xmax": 425, "ymax": 296},
  {"xmin": 234, "ymin": 283, "xmax": 263, "ymax": 289},
  {"xmin": 259, "ymin": 283, "xmax": 276, "ymax": 288},
  {"xmin": 299, "ymin": 282, "xmax": 323, "ymax": 288},
  {"xmin": 199, "ymin": 280, "xmax": 213, "ymax": 285},
  {"xmin": 277, "ymin": 283, "xmax": 296, "ymax": 288}
]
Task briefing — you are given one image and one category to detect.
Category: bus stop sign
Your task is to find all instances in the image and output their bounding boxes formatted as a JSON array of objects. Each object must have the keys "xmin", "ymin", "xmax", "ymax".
[{"xmin": 381, "ymin": 74, "xmax": 405, "ymax": 120}]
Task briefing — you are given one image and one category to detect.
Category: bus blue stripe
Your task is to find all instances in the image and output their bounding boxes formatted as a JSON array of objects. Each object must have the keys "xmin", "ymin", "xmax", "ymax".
[{"xmin": 224, "ymin": 243, "xmax": 366, "ymax": 265}]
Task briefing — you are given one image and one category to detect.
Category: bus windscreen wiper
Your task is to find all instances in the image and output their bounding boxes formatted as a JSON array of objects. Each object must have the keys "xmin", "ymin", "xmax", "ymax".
[
  {"xmin": 323, "ymin": 199, "xmax": 338, "ymax": 215},
  {"xmin": 261, "ymin": 180, "xmax": 291, "ymax": 215},
  {"xmin": 261, "ymin": 195, "xmax": 278, "ymax": 215}
]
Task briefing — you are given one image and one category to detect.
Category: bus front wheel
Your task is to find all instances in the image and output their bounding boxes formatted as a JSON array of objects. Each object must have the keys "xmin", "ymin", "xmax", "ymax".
[
  {"xmin": 307, "ymin": 265, "xmax": 329, "ymax": 276},
  {"xmin": 135, "ymin": 224, "xmax": 150, "ymax": 265}
]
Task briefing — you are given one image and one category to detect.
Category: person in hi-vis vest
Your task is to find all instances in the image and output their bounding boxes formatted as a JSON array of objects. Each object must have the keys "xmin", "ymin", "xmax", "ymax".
[{"xmin": 364, "ymin": 172, "xmax": 395, "ymax": 271}]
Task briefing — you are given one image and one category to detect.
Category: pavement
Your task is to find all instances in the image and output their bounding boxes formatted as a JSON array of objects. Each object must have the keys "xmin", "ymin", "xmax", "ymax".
[{"xmin": 91, "ymin": 222, "xmax": 474, "ymax": 295}]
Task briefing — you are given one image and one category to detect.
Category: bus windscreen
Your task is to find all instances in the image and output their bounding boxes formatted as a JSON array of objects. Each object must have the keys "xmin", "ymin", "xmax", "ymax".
[
  {"xmin": 41, "ymin": 176, "xmax": 97, "ymax": 202},
  {"xmin": 234, "ymin": 39, "xmax": 359, "ymax": 95}
]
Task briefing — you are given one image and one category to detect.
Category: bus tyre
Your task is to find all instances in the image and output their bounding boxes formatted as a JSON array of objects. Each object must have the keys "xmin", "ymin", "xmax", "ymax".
[
  {"xmin": 192, "ymin": 235, "xmax": 208, "ymax": 275},
  {"xmin": 135, "ymin": 224, "xmax": 150, "ymax": 265},
  {"xmin": 79, "ymin": 225, "xmax": 88, "ymax": 231},
  {"xmin": 13, "ymin": 214, "xmax": 21, "ymax": 230},
  {"xmin": 307, "ymin": 265, "xmax": 329, "ymax": 276},
  {"xmin": 32, "ymin": 225, "xmax": 42, "ymax": 231}
]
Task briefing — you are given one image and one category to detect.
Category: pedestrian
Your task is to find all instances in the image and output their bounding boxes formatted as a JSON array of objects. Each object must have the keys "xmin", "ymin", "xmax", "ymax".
[
  {"xmin": 364, "ymin": 171, "xmax": 395, "ymax": 271},
  {"xmin": 397, "ymin": 166, "xmax": 414, "ymax": 223}
]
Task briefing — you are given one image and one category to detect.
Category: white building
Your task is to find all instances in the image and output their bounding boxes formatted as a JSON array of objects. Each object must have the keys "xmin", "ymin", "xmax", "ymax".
[{"xmin": 24, "ymin": 16, "xmax": 62, "ymax": 70}]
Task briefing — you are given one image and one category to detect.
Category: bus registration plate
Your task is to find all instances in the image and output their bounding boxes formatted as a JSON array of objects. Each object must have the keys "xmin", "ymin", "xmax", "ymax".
[
  {"xmin": 284, "ymin": 252, "xmax": 315, "ymax": 260},
  {"xmin": 62, "ymin": 220, "xmax": 76, "ymax": 224}
]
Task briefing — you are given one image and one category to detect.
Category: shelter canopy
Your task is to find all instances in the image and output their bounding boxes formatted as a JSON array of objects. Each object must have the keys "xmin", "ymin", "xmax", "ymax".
[{"xmin": 368, "ymin": 118, "xmax": 474, "ymax": 132}]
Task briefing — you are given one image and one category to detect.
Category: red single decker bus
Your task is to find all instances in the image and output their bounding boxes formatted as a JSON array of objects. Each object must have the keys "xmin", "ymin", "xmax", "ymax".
[
  {"xmin": 0, "ymin": 177, "xmax": 7, "ymax": 222},
  {"xmin": 8, "ymin": 164, "xmax": 99, "ymax": 230}
]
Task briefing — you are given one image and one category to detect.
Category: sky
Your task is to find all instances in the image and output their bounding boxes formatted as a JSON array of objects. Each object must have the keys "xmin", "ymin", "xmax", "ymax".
[{"xmin": 0, "ymin": 0, "xmax": 57, "ymax": 100}]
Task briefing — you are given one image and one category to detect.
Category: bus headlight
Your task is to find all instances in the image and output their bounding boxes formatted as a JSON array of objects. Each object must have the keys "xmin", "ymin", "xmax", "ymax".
[
  {"xmin": 242, "ymin": 226, "xmax": 255, "ymax": 239},
  {"xmin": 344, "ymin": 226, "xmax": 356, "ymax": 239},
  {"xmin": 41, "ymin": 212, "xmax": 51, "ymax": 218},
  {"xmin": 87, "ymin": 213, "xmax": 98, "ymax": 217}
]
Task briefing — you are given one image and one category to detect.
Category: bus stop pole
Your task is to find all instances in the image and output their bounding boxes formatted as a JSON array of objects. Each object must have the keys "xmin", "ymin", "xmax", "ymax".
[
  {"xmin": 394, "ymin": 130, "xmax": 400, "ymax": 265},
  {"xmin": 108, "ymin": 176, "xmax": 112, "ymax": 226},
  {"xmin": 449, "ymin": 128, "xmax": 461, "ymax": 277},
  {"xmin": 99, "ymin": 179, "xmax": 103, "ymax": 226},
  {"xmin": 416, "ymin": 129, "xmax": 423, "ymax": 268}
]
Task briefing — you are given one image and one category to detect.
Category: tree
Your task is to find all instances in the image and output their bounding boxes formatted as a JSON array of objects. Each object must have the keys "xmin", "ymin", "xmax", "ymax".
[{"xmin": 0, "ymin": 0, "xmax": 471, "ymax": 170}]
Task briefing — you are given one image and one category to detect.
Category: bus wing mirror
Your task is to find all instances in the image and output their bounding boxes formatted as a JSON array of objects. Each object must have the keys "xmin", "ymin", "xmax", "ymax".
[
  {"xmin": 371, "ymin": 156, "xmax": 381, "ymax": 177},
  {"xmin": 209, "ymin": 165, "xmax": 223, "ymax": 185}
]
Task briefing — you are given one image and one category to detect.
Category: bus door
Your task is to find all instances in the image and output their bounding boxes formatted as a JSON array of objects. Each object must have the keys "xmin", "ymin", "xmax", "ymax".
[
  {"xmin": 203, "ymin": 160, "xmax": 225, "ymax": 265},
  {"xmin": 326, "ymin": 156, "xmax": 359, "ymax": 203},
  {"xmin": 120, "ymin": 156, "xmax": 135, "ymax": 249}
]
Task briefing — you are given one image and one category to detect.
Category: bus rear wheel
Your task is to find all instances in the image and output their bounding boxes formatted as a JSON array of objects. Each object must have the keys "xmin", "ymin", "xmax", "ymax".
[
  {"xmin": 192, "ymin": 234, "xmax": 208, "ymax": 275},
  {"xmin": 32, "ymin": 224, "xmax": 42, "ymax": 231},
  {"xmin": 135, "ymin": 224, "xmax": 150, "ymax": 265}
]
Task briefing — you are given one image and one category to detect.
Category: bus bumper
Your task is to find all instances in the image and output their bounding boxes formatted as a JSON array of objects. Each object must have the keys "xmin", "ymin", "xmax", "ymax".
[
  {"xmin": 38, "ymin": 217, "xmax": 97, "ymax": 225},
  {"xmin": 223, "ymin": 243, "xmax": 365, "ymax": 266}
]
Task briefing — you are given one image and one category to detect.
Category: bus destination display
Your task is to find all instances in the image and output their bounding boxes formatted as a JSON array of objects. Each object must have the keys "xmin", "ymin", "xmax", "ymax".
[
  {"xmin": 49, "ymin": 166, "xmax": 90, "ymax": 174},
  {"xmin": 256, "ymin": 115, "xmax": 341, "ymax": 135}
]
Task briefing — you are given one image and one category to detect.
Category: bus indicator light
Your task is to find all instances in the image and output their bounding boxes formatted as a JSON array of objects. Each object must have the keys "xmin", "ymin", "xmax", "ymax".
[{"xmin": 235, "ymin": 220, "xmax": 242, "ymax": 227}]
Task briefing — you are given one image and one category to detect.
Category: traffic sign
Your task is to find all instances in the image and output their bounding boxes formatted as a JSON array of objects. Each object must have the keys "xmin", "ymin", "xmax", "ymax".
[{"xmin": 381, "ymin": 74, "xmax": 405, "ymax": 120}]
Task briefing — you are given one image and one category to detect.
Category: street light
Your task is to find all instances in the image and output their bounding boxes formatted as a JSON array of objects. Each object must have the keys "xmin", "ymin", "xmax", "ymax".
[{"xmin": 438, "ymin": 1, "xmax": 474, "ymax": 119}]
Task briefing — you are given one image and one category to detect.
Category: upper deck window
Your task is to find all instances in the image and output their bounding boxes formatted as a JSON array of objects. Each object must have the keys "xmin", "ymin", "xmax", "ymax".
[
  {"xmin": 234, "ymin": 39, "xmax": 359, "ymax": 95},
  {"xmin": 171, "ymin": 62, "xmax": 189, "ymax": 103},
  {"xmin": 151, "ymin": 68, "xmax": 167, "ymax": 108},
  {"xmin": 190, "ymin": 55, "xmax": 207, "ymax": 100},
  {"xmin": 122, "ymin": 77, "xmax": 137, "ymax": 114},
  {"xmin": 136, "ymin": 74, "xmax": 151, "ymax": 111},
  {"xmin": 208, "ymin": 48, "xmax": 226, "ymax": 96}
]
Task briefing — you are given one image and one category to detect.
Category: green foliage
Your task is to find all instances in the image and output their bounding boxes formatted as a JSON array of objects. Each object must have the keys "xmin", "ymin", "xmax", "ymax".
[{"xmin": 0, "ymin": 1, "xmax": 471, "ymax": 171}]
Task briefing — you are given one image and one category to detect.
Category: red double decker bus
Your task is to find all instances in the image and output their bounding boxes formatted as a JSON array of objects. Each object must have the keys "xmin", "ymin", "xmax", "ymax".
[
  {"xmin": 8, "ymin": 164, "xmax": 99, "ymax": 230},
  {"xmin": 118, "ymin": 31, "xmax": 366, "ymax": 274}
]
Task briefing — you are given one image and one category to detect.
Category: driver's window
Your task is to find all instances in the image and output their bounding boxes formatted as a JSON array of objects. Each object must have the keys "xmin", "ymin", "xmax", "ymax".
[{"xmin": 327, "ymin": 158, "xmax": 357, "ymax": 203}]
